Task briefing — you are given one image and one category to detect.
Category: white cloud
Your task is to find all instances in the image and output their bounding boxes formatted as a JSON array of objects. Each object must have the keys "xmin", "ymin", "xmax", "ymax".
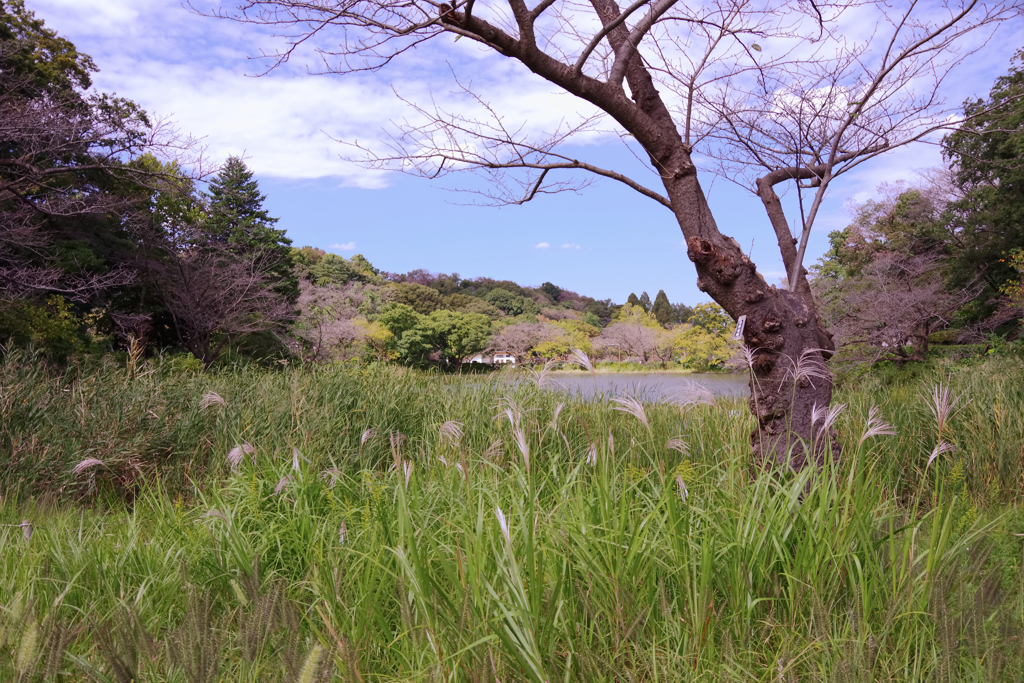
[
  {"xmin": 535, "ymin": 242, "xmax": 550, "ymax": 249},
  {"xmin": 330, "ymin": 242, "xmax": 356, "ymax": 251},
  {"xmin": 560, "ymin": 243, "xmax": 582, "ymax": 250}
]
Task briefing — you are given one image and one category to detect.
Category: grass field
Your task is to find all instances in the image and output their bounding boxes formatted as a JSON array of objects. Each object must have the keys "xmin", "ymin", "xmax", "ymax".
[{"xmin": 2, "ymin": 349, "xmax": 1024, "ymax": 681}]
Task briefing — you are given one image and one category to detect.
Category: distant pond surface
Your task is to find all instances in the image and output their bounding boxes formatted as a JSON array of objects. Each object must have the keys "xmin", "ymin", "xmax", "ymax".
[{"xmin": 525, "ymin": 372, "xmax": 749, "ymax": 401}]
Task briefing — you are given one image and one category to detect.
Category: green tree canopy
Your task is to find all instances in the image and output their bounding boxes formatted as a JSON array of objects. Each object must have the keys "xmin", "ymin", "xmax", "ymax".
[
  {"xmin": 484, "ymin": 288, "xmax": 538, "ymax": 316},
  {"xmin": 943, "ymin": 50, "xmax": 1024, "ymax": 312},
  {"xmin": 651, "ymin": 290, "xmax": 672, "ymax": 325},
  {"xmin": 389, "ymin": 282, "xmax": 445, "ymax": 314},
  {"xmin": 0, "ymin": 0, "xmax": 95, "ymax": 95},
  {"xmin": 205, "ymin": 157, "xmax": 297, "ymax": 302}
]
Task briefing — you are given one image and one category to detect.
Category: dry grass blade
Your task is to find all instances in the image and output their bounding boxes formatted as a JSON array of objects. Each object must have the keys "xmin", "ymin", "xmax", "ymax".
[
  {"xmin": 860, "ymin": 405, "xmax": 897, "ymax": 445},
  {"xmin": 438, "ymin": 420, "xmax": 464, "ymax": 447},
  {"xmin": 199, "ymin": 391, "xmax": 226, "ymax": 409},
  {"xmin": 338, "ymin": 521, "xmax": 347, "ymax": 545},
  {"xmin": 72, "ymin": 458, "xmax": 105, "ymax": 476},
  {"xmin": 612, "ymin": 396, "xmax": 649, "ymax": 430}
]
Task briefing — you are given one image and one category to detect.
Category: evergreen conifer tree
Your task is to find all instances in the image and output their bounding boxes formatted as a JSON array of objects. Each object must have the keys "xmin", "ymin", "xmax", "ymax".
[
  {"xmin": 651, "ymin": 290, "xmax": 672, "ymax": 325},
  {"xmin": 626, "ymin": 292, "xmax": 641, "ymax": 308},
  {"xmin": 638, "ymin": 291, "xmax": 652, "ymax": 311},
  {"xmin": 206, "ymin": 157, "xmax": 298, "ymax": 302}
]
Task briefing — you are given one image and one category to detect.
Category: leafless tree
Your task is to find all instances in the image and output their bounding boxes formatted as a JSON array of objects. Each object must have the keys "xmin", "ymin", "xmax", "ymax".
[
  {"xmin": 0, "ymin": 44, "xmax": 206, "ymax": 306},
  {"xmin": 598, "ymin": 322, "xmax": 658, "ymax": 363},
  {"xmin": 824, "ymin": 251, "xmax": 981, "ymax": 362},
  {"xmin": 488, "ymin": 321, "xmax": 560, "ymax": 361},
  {"xmin": 151, "ymin": 238, "xmax": 294, "ymax": 367},
  {"xmin": 206, "ymin": 0, "xmax": 1021, "ymax": 467}
]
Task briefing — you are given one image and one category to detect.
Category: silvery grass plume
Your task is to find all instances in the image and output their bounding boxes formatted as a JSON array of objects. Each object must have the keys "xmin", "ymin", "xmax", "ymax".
[
  {"xmin": 785, "ymin": 348, "xmax": 832, "ymax": 388},
  {"xmin": 495, "ymin": 396, "xmax": 531, "ymax": 471},
  {"xmin": 438, "ymin": 420, "xmax": 464, "ymax": 447},
  {"xmin": 494, "ymin": 506, "xmax": 511, "ymax": 544},
  {"xmin": 361, "ymin": 428, "xmax": 376, "ymax": 446},
  {"xmin": 495, "ymin": 395, "xmax": 527, "ymax": 428},
  {"xmin": 199, "ymin": 391, "xmax": 226, "ymax": 410},
  {"xmin": 274, "ymin": 476, "xmax": 292, "ymax": 495},
  {"xmin": 526, "ymin": 359, "xmax": 557, "ymax": 388},
  {"xmin": 927, "ymin": 382, "xmax": 968, "ymax": 440},
  {"xmin": 1, "ymin": 520, "xmax": 33, "ymax": 541},
  {"xmin": 676, "ymin": 475, "xmax": 689, "ymax": 502},
  {"xmin": 338, "ymin": 521, "xmax": 347, "ymax": 545},
  {"xmin": 568, "ymin": 348, "xmax": 597, "ymax": 387},
  {"xmin": 587, "ymin": 443, "xmax": 597, "ymax": 466},
  {"xmin": 608, "ymin": 430, "xmax": 615, "ymax": 459},
  {"xmin": 860, "ymin": 406, "xmax": 897, "ymax": 446},
  {"xmin": 511, "ymin": 424, "xmax": 530, "ymax": 473},
  {"xmin": 201, "ymin": 509, "xmax": 229, "ymax": 526},
  {"xmin": 226, "ymin": 442, "xmax": 256, "ymax": 471},
  {"xmin": 812, "ymin": 402, "xmax": 847, "ymax": 436},
  {"xmin": 483, "ymin": 439, "xmax": 503, "ymax": 462},
  {"xmin": 550, "ymin": 402, "xmax": 565, "ymax": 431},
  {"xmin": 389, "ymin": 431, "xmax": 406, "ymax": 459},
  {"xmin": 318, "ymin": 468, "xmax": 343, "ymax": 487},
  {"xmin": 72, "ymin": 458, "xmax": 105, "ymax": 476},
  {"xmin": 928, "ymin": 441, "xmax": 957, "ymax": 468},
  {"xmin": 666, "ymin": 437, "xmax": 689, "ymax": 456},
  {"xmin": 672, "ymin": 381, "xmax": 717, "ymax": 409},
  {"xmin": 612, "ymin": 396, "xmax": 649, "ymax": 430},
  {"xmin": 291, "ymin": 448, "xmax": 306, "ymax": 472},
  {"xmin": 403, "ymin": 460, "xmax": 414, "ymax": 488}
]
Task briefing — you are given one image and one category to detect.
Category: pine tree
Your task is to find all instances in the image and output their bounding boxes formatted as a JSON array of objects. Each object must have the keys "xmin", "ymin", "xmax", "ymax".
[
  {"xmin": 626, "ymin": 292, "xmax": 641, "ymax": 308},
  {"xmin": 205, "ymin": 157, "xmax": 298, "ymax": 302},
  {"xmin": 639, "ymin": 291, "xmax": 652, "ymax": 312},
  {"xmin": 651, "ymin": 289, "xmax": 672, "ymax": 325}
]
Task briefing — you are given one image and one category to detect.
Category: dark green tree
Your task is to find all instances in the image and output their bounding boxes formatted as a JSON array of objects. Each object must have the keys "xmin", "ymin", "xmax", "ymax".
[
  {"xmin": 537, "ymin": 281, "xmax": 561, "ymax": 302},
  {"xmin": 943, "ymin": 50, "xmax": 1024, "ymax": 321},
  {"xmin": 389, "ymin": 282, "xmax": 445, "ymax": 314},
  {"xmin": 638, "ymin": 291, "xmax": 652, "ymax": 312},
  {"xmin": 205, "ymin": 157, "xmax": 298, "ymax": 302},
  {"xmin": 0, "ymin": 0, "xmax": 95, "ymax": 95},
  {"xmin": 651, "ymin": 290, "xmax": 672, "ymax": 325},
  {"xmin": 626, "ymin": 292, "xmax": 641, "ymax": 308}
]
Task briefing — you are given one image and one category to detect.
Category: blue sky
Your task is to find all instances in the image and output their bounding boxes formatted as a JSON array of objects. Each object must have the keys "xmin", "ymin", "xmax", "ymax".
[{"xmin": 34, "ymin": 0, "xmax": 1023, "ymax": 305}]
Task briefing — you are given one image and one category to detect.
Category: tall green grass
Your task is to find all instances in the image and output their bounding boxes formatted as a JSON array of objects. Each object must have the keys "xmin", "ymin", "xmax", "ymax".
[{"xmin": 1, "ymin": 351, "xmax": 1023, "ymax": 680}]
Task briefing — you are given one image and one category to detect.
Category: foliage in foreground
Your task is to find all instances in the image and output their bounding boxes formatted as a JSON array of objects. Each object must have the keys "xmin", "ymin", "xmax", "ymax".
[{"xmin": 1, "ymin": 355, "xmax": 1024, "ymax": 681}]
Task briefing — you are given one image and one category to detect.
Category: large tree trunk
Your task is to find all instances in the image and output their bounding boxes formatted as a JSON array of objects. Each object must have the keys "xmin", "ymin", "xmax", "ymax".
[{"xmin": 582, "ymin": 0, "xmax": 838, "ymax": 469}]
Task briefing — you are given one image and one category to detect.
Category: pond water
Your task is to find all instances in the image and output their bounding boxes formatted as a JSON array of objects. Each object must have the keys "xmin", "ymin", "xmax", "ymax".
[{"xmin": 529, "ymin": 372, "xmax": 749, "ymax": 401}]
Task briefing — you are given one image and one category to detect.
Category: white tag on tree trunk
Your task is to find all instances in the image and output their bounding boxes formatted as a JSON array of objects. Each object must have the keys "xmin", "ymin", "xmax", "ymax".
[{"xmin": 733, "ymin": 315, "xmax": 747, "ymax": 341}]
